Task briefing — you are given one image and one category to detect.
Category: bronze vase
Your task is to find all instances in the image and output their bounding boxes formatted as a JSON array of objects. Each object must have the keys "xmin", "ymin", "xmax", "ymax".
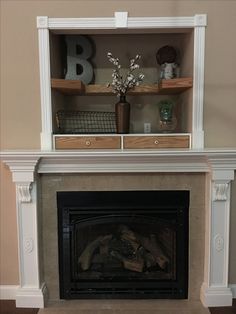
[{"xmin": 115, "ymin": 95, "xmax": 130, "ymax": 134}]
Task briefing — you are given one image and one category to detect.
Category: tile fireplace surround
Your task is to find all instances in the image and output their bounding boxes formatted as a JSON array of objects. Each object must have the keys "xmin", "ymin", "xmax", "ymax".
[{"xmin": 1, "ymin": 148, "xmax": 236, "ymax": 309}]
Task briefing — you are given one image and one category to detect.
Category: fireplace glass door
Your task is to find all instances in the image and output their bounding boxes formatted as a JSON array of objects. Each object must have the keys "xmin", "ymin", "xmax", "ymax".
[{"xmin": 57, "ymin": 191, "xmax": 189, "ymax": 299}]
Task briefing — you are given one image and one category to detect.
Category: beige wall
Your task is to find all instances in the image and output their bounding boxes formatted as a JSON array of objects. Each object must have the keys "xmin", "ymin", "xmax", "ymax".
[
  {"xmin": 0, "ymin": 0, "xmax": 236, "ymax": 285},
  {"xmin": 0, "ymin": 163, "xmax": 19, "ymax": 284}
]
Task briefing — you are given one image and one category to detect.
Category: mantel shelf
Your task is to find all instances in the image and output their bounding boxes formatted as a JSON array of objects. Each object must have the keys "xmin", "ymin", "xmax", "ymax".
[{"xmin": 51, "ymin": 77, "xmax": 193, "ymax": 96}]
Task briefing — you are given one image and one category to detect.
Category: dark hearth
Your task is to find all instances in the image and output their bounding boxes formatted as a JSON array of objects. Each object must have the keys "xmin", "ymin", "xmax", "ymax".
[{"xmin": 57, "ymin": 190, "xmax": 189, "ymax": 299}]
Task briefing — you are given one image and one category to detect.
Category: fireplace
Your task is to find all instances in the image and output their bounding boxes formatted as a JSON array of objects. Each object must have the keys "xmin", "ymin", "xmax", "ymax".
[
  {"xmin": 2, "ymin": 152, "xmax": 235, "ymax": 308},
  {"xmin": 57, "ymin": 190, "xmax": 189, "ymax": 299}
]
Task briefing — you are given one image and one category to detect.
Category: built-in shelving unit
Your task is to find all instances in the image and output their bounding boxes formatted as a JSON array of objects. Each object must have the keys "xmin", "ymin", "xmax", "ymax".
[{"xmin": 37, "ymin": 14, "xmax": 206, "ymax": 150}]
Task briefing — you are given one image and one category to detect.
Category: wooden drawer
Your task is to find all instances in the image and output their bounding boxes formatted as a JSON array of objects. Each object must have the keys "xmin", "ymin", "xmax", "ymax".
[
  {"xmin": 55, "ymin": 136, "xmax": 121, "ymax": 149},
  {"xmin": 123, "ymin": 135, "xmax": 190, "ymax": 149}
]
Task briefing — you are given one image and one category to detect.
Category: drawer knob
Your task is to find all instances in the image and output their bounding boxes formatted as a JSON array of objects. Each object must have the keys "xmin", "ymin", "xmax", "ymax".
[
  {"xmin": 154, "ymin": 139, "xmax": 159, "ymax": 145},
  {"xmin": 85, "ymin": 140, "xmax": 91, "ymax": 146}
]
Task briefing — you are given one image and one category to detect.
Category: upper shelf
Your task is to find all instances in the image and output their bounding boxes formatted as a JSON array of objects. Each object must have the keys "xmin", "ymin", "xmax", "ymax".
[{"xmin": 51, "ymin": 77, "xmax": 193, "ymax": 96}]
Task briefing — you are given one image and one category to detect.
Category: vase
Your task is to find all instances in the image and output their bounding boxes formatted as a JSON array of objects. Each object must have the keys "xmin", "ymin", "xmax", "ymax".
[
  {"xmin": 115, "ymin": 95, "xmax": 130, "ymax": 134},
  {"xmin": 158, "ymin": 100, "xmax": 177, "ymax": 133}
]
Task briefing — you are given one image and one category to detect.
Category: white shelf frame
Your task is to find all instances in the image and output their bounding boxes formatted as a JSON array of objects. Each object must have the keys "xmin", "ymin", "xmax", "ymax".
[{"xmin": 37, "ymin": 13, "xmax": 207, "ymax": 150}]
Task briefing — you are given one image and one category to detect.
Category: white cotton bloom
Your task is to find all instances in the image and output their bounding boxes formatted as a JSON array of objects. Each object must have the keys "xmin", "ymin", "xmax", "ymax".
[{"xmin": 107, "ymin": 52, "xmax": 144, "ymax": 96}]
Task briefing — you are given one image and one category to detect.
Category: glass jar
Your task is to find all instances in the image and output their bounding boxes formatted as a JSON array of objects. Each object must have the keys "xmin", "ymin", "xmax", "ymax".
[{"xmin": 157, "ymin": 100, "xmax": 177, "ymax": 133}]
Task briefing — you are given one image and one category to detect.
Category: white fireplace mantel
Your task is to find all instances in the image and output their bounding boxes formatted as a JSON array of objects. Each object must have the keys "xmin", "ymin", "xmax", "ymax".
[{"xmin": 1, "ymin": 149, "xmax": 236, "ymax": 308}]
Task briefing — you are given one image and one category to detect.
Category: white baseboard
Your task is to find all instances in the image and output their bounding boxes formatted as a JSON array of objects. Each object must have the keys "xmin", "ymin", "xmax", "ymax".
[
  {"xmin": 0, "ymin": 283, "xmax": 48, "ymax": 308},
  {"xmin": 200, "ymin": 283, "xmax": 233, "ymax": 307},
  {"xmin": 0, "ymin": 285, "xmax": 19, "ymax": 300},
  {"xmin": 15, "ymin": 283, "xmax": 47, "ymax": 308},
  {"xmin": 229, "ymin": 284, "xmax": 236, "ymax": 298}
]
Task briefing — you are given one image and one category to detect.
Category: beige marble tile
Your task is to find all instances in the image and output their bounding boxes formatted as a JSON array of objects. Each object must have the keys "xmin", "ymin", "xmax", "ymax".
[
  {"xmin": 189, "ymin": 206, "xmax": 205, "ymax": 241},
  {"xmin": 39, "ymin": 300, "xmax": 210, "ymax": 314},
  {"xmin": 40, "ymin": 173, "xmax": 206, "ymax": 301}
]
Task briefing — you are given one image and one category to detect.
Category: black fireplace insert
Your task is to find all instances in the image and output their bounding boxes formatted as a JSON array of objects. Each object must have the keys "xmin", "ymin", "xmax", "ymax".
[{"xmin": 57, "ymin": 190, "xmax": 189, "ymax": 299}]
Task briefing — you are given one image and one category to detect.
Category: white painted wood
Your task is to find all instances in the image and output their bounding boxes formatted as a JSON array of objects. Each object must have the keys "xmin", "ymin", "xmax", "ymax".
[
  {"xmin": 37, "ymin": 17, "xmax": 52, "ymax": 150},
  {"xmin": 16, "ymin": 183, "xmax": 32, "ymax": 202},
  {"xmin": 127, "ymin": 16, "xmax": 195, "ymax": 29},
  {"xmin": 200, "ymin": 283, "xmax": 233, "ymax": 307},
  {"xmin": 192, "ymin": 23, "xmax": 205, "ymax": 148},
  {"xmin": 0, "ymin": 285, "xmax": 19, "ymax": 300},
  {"xmin": 37, "ymin": 155, "xmax": 210, "ymax": 174},
  {"xmin": 1, "ymin": 151, "xmax": 236, "ymax": 172},
  {"xmin": 16, "ymin": 283, "xmax": 47, "ymax": 308},
  {"xmin": 213, "ymin": 183, "xmax": 230, "ymax": 201},
  {"xmin": 37, "ymin": 16, "xmax": 48, "ymax": 29},
  {"xmin": 16, "ymin": 182, "xmax": 41, "ymax": 287},
  {"xmin": 3, "ymin": 157, "xmax": 39, "ymax": 183},
  {"xmin": 211, "ymin": 180, "xmax": 231, "ymax": 285},
  {"xmin": 200, "ymin": 169, "xmax": 235, "ymax": 307},
  {"xmin": 3, "ymin": 156, "xmax": 47, "ymax": 308},
  {"xmin": 48, "ymin": 17, "xmax": 115, "ymax": 30},
  {"xmin": 53, "ymin": 133, "xmax": 190, "ymax": 137},
  {"xmin": 115, "ymin": 12, "xmax": 128, "ymax": 28},
  {"xmin": 48, "ymin": 16, "xmax": 196, "ymax": 30},
  {"xmin": 194, "ymin": 14, "xmax": 207, "ymax": 27}
]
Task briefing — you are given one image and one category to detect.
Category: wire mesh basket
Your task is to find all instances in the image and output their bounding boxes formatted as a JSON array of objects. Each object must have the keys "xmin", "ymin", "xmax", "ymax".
[{"xmin": 56, "ymin": 110, "xmax": 117, "ymax": 134}]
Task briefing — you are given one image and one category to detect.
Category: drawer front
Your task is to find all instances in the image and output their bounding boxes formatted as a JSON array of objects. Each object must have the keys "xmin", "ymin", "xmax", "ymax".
[
  {"xmin": 55, "ymin": 136, "xmax": 121, "ymax": 149},
  {"xmin": 123, "ymin": 135, "xmax": 190, "ymax": 149}
]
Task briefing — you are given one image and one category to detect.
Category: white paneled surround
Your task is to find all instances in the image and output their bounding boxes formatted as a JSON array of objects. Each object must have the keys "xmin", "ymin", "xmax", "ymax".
[{"xmin": 1, "ymin": 150, "xmax": 236, "ymax": 308}]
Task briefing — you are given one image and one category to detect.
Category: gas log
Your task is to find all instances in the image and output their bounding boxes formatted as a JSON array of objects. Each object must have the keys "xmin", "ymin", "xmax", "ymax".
[
  {"xmin": 110, "ymin": 250, "xmax": 144, "ymax": 272},
  {"xmin": 78, "ymin": 234, "xmax": 112, "ymax": 270},
  {"xmin": 138, "ymin": 234, "xmax": 169, "ymax": 269},
  {"xmin": 78, "ymin": 225, "xmax": 170, "ymax": 273}
]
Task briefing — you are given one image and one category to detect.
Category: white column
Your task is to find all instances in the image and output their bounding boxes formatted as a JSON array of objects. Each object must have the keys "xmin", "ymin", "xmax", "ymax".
[
  {"xmin": 4, "ymin": 157, "xmax": 47, "ymax": 308},
  {"xmin": 37, "ymin": 16, "xmax": 53, "ymax": 150},
  {"xmin": 201, "ymin": 168, "xmax": 234, "ymax": 307},
  {"xmin": 192, "ymin": 14, "xmax": 207, "ymax": 149}
]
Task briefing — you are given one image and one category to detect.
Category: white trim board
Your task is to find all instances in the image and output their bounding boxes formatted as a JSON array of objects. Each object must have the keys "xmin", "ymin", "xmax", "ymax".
[{"xmin": 0, "ymin": 285, "xmax": 19, "ymax": 300}]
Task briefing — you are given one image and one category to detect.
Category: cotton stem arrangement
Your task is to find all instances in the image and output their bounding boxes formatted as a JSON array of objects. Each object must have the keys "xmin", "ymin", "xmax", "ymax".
[{"xmin": 107, "ymin": 52, "xmax": 145, "ymax": 97}]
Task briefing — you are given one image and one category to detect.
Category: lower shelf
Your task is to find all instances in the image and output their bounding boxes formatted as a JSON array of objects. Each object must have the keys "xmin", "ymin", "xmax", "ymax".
[{"xmin": 54, "ymin": 134, "xmax": 191, "ymax": 150}]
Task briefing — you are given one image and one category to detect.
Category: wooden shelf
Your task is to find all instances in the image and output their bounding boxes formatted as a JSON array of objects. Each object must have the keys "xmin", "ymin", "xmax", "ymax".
[
  {"xmin": 51, "ymin": 77, "xmax": 193, "ymax": 96},
  {"xmin": 51, "ymin": 79, "xmax": 84, "ymax": 95}
]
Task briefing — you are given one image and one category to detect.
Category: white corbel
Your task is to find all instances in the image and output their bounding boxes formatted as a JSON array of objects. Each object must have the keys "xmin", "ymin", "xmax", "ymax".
[
  {"xmin": 213, "ymin": 182, "xmax": 230, "ymax": 201},
  {"xmin": 16, "ymin": 183, "xmax": 32, "ymax": 203}
]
